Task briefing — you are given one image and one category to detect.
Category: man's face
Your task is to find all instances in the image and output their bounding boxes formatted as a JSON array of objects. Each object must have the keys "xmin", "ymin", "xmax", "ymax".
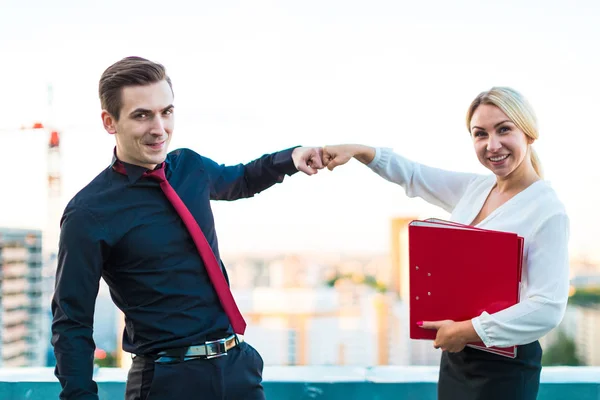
[{"xmin": 102, "ymin": 80, "xmax": 174, "ymax": 169}]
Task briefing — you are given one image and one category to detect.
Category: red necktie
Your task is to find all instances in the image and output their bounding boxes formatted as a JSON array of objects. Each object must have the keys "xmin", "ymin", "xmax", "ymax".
[{"xmin": 114, "ymin": 162, "xmax": 247, "ymax": 334}]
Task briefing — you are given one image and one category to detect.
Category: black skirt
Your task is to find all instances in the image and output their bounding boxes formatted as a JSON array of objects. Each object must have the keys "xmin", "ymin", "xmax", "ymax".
[{"xmin": 438, "ymin": 341, "xmax": 542, "ymax": 400}]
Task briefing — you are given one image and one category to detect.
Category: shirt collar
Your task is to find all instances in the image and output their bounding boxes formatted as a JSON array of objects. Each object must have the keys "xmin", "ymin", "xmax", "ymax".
[{"xmin": 110, "ymin": 146, "xmax": 171, "ymax": 184}]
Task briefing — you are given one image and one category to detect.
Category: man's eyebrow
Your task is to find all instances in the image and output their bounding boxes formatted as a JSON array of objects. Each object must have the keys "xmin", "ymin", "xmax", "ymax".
[
  {"xmin": 129, "ymin": 105, "xmax": 174, "ymax": 116},
  {"xmin": 129, "ymin": 108, "xmax": 152, "ymax": 116}
]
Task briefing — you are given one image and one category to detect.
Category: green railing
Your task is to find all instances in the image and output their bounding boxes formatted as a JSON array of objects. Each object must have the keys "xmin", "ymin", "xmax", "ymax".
[{"xmin": 1, "ymin": 366, "xmax": 599, "ymax": 399}]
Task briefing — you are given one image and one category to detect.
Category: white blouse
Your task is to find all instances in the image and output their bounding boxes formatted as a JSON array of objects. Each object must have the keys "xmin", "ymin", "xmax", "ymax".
[{"xmin": 368, "ymin": 147, "xmax": 570, "ymax": 348}]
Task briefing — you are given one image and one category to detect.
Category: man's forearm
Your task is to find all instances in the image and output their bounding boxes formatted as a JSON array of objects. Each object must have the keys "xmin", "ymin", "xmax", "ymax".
[
  {"xmin": 241, "ymin": 147, "xmax": 299, "ymax": 196},
  {"xmin": 54, "ymin": 351, "xmax": 98, "ymax": 399},
  {"xmin": 209, "ymin": 147, "xmax": 299, "ymax": 200},
  {"xmin": 52, "ymin": 325, "xmax": 98, "ymax": 399}
]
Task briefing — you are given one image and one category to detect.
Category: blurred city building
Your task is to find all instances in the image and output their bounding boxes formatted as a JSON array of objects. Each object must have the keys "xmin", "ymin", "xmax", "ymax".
[{"xmin": 0, "ymin": 228, "xmax": 45, "ymax": 367}]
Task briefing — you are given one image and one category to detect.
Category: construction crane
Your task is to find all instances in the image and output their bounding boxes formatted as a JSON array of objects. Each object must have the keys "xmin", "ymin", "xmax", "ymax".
[{"xmin": 0, "ymin": 122, "xmax": 63, "ymax": 196}]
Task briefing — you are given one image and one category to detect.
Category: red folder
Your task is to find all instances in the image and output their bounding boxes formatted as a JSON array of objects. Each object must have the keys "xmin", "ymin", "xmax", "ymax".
[{"xmin": 408, "ymin": 218, "xmax": 523, "ymax": 358}]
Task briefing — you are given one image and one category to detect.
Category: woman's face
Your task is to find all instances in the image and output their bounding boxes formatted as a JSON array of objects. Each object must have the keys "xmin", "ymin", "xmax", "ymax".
[{"xmin": 470, "ymin": 104, "xmax": 532, "ymax": 179}]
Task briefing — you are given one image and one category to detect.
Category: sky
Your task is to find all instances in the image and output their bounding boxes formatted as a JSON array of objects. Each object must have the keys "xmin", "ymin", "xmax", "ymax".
[{"xmin": 1, "ymin": 0, "xmax": 599, "ymax": 258}]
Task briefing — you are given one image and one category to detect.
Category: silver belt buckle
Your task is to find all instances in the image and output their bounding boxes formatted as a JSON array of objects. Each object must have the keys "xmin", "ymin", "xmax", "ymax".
[{"xmin": 204, "ymin": 338, "xmax": 228, "ymax": 359}]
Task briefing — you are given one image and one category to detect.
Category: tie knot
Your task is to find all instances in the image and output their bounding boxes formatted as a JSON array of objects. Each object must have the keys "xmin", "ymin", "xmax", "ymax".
[{"xmin": 144, "ymin": 165, "xmax": 167, "ymax": 182}]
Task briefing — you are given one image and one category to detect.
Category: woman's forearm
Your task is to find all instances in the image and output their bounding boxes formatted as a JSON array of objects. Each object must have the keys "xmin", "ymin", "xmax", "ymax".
[{"xmin": 351, "ymin": 144, "xmax": 376, "ymax": 165}]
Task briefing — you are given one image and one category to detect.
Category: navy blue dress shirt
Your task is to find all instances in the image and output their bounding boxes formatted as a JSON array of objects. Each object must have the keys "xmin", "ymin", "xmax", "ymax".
[{"xmin": 51, "ymin": 146, "xmax": 299, "ymax": 399}]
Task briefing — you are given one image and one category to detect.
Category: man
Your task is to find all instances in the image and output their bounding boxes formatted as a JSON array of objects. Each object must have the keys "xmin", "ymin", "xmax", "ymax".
[{"xmin": 51, "ymin": 56, "xmax": 325, "ymax": 400}]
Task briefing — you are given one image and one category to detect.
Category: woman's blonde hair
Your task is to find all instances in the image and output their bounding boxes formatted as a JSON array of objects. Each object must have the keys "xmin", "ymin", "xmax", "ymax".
[{"xmin": 466, "ymin": 87, "xmax": 542, "ymax": 178}]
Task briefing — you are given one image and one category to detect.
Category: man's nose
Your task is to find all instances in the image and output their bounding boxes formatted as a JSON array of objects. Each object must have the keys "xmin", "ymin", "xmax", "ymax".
[{"xmin": 150, "ymin": 116, "xmax": 166, "ymax": 135}]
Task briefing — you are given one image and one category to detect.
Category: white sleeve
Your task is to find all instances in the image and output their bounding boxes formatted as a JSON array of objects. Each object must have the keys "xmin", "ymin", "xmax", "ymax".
[
  {"xmin": 471, "ymin": 213, "xmax": 570, "ymax": 347},
  {"xmin": 367, "ymin": 147, "xmax": 481, "ymax": 213}
]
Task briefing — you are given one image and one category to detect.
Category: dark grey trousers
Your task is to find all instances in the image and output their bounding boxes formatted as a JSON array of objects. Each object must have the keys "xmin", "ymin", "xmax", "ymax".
[{"xmin": 125, "ymin": 342, "xmax": 265, "ymax": 400}]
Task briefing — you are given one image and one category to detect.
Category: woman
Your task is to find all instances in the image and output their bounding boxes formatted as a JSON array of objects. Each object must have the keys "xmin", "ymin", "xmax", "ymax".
[{"xmin": 323, "ymin": 87, "xmax": 569, "ymax": 400}]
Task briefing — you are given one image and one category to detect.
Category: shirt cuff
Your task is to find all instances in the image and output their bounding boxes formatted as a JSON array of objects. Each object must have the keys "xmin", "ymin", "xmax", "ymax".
[
  {"xmin": 272, "ymin": 146, "xmax": 301, "ymax": 176},
  {"xmin": 366, "ymin": 147, "xmax": 391, "ymax": 172},
  {"xmin": 471, "ymin": 313, "xmax": 494, "ymax": 347}
]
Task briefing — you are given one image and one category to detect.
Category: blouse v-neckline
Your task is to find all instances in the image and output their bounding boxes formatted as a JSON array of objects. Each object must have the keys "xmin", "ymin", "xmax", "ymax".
[{"xmin": 469, "ymin": 178, "xmax": 545, "ymax": 227}]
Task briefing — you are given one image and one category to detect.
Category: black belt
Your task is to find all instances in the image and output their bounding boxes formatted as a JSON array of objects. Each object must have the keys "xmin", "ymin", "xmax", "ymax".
[{"xmin": 137, "ymin": 334, "xmax": 243, "ymax": 364}]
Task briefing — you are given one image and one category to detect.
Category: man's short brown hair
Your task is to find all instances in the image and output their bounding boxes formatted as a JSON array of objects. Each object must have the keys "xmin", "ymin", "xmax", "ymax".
[{"xmin": 99, "ymin": 56, "xmax": 173, "ymax": 121}]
